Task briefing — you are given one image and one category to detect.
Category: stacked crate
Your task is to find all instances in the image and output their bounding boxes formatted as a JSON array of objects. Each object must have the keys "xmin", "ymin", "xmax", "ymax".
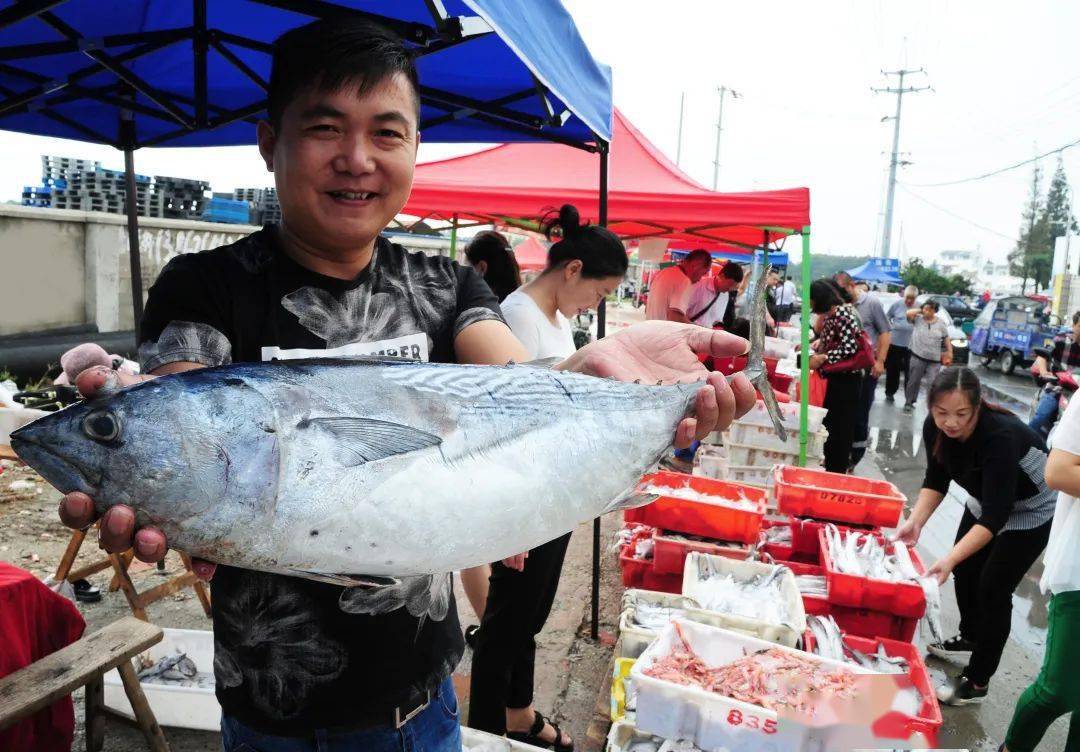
[
  {"xmin": 152, "ymin": 175, "xmax": 210, "ymax": 219},
  {"xmin": 231, "ymin": 187, "xmax": 280, "ymax": 225}
]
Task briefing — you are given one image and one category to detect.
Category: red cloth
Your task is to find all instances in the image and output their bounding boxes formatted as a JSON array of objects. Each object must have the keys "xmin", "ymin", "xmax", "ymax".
[
  {"xmin": 0, "ymin": 562, "xmax": 85, "ymax": 752},
  {"xmin": 406, "ymin": 109, "xmax": 810, "ymax": 249}
]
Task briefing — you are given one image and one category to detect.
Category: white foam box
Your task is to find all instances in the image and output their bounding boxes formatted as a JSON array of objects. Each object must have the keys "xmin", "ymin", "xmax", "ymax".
[
  {"xmin": 680, "ymin": 553, "xmax": 806, "ymax": 648},
  {"xmin": 103, "ymin": 628, "xmax": 219, "ymax": 731},
  {"xmin": 607, "ymin": 718, "xmax": 705, "ymax": 751},
  {"xmin": 736, "ymin": 400, "xmax": 827, "ymax": 434},
  {"xmin": 725, "ymin": 441, "xmax": 822, "ymax": 467},
  {"xmin": 631, "ymin": 619, "xmax": 873, "ymax": 752},
  {"xmin": 462, "ymin": 727, "xmax": 545, "ymax": 750},
  {"xmin": 719, "ymin": 464, "xmax": 772, "ymax": 490},
  {"xmin": 0, "ymin": 406, "xmax": 47, "ymax": 446},
  {"xmin": 726, "ymin": 422, "xmax": 828, "ymax": 455}
]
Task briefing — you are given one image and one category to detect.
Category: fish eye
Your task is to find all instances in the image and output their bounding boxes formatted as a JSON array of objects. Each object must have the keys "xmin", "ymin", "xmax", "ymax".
[{"xmin": 83, "ymin": 411, "xmax": 120, "ymax": 442}]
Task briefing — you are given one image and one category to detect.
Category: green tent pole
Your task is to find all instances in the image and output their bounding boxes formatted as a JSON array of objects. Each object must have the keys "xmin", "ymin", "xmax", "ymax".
[
  {"xmin": 799, "ymin": 227, "xmax": 812, "ymax": 466},
  {"xmin": 449, "ymin": 213, "xmax": 460, "ymax": 260}
]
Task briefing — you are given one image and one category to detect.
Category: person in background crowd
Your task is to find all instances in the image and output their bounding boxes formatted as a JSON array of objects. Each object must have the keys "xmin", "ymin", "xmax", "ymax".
[
  {"xmin": 1028, "ymin": 311, "xmax": 1080, "ymax": 439},
  {"xmin": 834, "ymin": 271, "xmax": 891, "ymax": 470},
  {"xmin": 885, "ymin": 286, "xmax": 917, "ymax": 403},
  {"xmin": 896, "ymin": 367, "xmax": 1054, "ymax": 706},
  {"xmin": 644, "ymin": 249, "xmax": 712, "ymax": 323},
  {"xmin": 807, "ymin": 279, "xmax": 866, "ymax": 473},
  {"xmin": 773, "ymin": 274, "xmax": 798, "ymax": 322},
  {"xmin": 903, "ymin": 299, "xmax": 953, "ymax": 413},
  {"xmin": 464, "ymin": 230, "xmax": 522, "ymax": 302},
  {"xmin": 468, "ymin": 204, "xmax": 628, "ymax": 751},
  {"xmin": 1000, "ymin": 390, "xmax": 1080, "ymax": 752},
  {"xmin": 688, "ymin": 261, "xmax": 744, "ymax": 329}
]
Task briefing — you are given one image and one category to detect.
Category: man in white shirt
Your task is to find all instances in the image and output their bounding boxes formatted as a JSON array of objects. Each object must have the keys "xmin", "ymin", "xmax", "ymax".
[
  {"xmin": 774, "ymin": 275, "xmax": 798, "ymax": 322},
  {"xmin": 687, "ymin": 262, "xmax": 744, "ymax": 329},
  {"xmin": 645, "ymin": 249, "xmax": 713, "ymax": 322}
]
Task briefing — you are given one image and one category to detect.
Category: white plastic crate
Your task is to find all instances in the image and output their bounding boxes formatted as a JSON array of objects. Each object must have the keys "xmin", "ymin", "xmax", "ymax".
[
  {"xmin": 103, "ymin": 628, "xmax": 219, "ymax": 731},
  {"xmin": 693, "ymin": 445, "xmax": 728, "ymax": 479},
  {"xmin": 736, "ymin": 400, "xmax": 827, "ymax": 434},
  {"xmin": 618, "ymin": 589, "xmax": 701, "ymax": 659},
  {"xmin": 763, "ymin": 336, "xmax": 794, "ymax": 360},
  {"xmin": 462, "ymin": 727, "xmax": 544, "ymax": 750},
  {"xmin": 680, "ymin": 553, "xmax": 806, "ymax": 647},
  {"xmin": 726, "ymin": 441, "xmax": 821, "ymax": 467},
  {"xmin": 720, "ymin": 464, "xmax": 772, "ymax": 489},
  {"xmin": 607, "ymin": 718, "xmax": 705, "ymax": 751},
  {"xmin": 631, "ymin": 619, "xmax": 873, "ymax": 752},
  {"xmin": 726, "ymin": 422, "xmax": 827, "ymax": 455}
]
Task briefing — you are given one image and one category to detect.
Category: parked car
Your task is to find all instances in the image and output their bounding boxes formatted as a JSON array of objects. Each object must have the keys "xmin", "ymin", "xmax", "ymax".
[
  {"xmin": 969, "ymin": 295, "xmax": 1061, "ymax": 374},
  {"xmin": 916, "ymin": 294, "xmax": 980, "ymax": 324}
]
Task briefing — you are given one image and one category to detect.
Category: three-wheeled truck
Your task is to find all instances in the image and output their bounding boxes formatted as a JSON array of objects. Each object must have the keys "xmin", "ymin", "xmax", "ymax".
[{"xmin": 969, "ymin": 296, "xmax": 1061, "ymax": 374}]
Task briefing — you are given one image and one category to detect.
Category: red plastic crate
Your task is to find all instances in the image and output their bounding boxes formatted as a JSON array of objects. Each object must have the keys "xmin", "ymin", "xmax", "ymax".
[
  {"xmin": 804, "ymin": 594, "xmax": 831, "ymax": 616},
  {"xmin": 626, "ymin": 471, "xmax": 767, "ymax": 543},
  {"xmin": 774, "ymin": 466, "xmax": 906, "ymax": 528},
  {"xmin": 819, "ymin": 529, "xmax": 928, "ymax": 618},
  {"xmin": 829, "ymin": 603, "xmax": 918, "ymax": 642},
  {"xmin": 618, "ymin": 543, "xmax": 652, "ymax": 588},
  {"xmin": 801, "ymin": 631, "xmax": 941, "ymax": 745},
  {"xmin": 789, "ymin": 517, "xmax": 877, "ymax": 558},
  {"xmin": 652, "ymin": 531, "xmax": 748, "ymax": 575},
  {"xmin": 768, "ymin": 370, "xmax": 794, "ymax": 394},
  {"xmin": 713, "ymin": 355, "xmax": 779, "ymax": 377}
]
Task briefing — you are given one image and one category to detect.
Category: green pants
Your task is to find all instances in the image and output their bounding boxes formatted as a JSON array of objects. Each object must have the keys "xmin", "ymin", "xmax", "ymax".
[{"xmin": 1004, "ymin": 589, "xmax": 1080, "ymax": 752}]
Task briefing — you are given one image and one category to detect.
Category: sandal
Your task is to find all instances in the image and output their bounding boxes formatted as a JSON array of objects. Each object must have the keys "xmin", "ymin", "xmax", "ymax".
[{"xmin": 506, "ymin": 710, "xmax": 573, "ymax": 752}]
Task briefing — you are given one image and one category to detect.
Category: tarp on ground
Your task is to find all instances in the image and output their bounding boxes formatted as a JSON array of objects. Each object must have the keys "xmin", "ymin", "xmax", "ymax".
[
  {"xmin": 0, "ymin": 0, "xmax": 612, "ymax": 147},
  {"xmin": 846, "ymin": 259, "xmax": 904, "ymax": 285},
  {"xmin": 405, "ymin": 109, "xmax": 810, "ymax": 248}
]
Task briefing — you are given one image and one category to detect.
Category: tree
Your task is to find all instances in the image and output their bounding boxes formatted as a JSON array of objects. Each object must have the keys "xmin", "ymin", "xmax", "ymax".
[
  {"xmin": 901, "ymin": 258, "xmax": 972, "ymax": 295},
  {"xmin": 1040, "ymin": 158, "xmax": 1078, "ymax": 267},
  {"xmin": 1009, "ymin": 164, "xmax": 1053, "ymax": 293}
]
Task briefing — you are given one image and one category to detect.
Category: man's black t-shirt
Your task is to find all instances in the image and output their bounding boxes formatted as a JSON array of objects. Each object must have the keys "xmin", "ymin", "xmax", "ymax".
[
  {"xmin": 1050, "ymin": 334, "xmax": 1080, "ymax": 371},
  {"xmin": 138, "ymin": 227, "xmax": 504, "ymax": 734}
]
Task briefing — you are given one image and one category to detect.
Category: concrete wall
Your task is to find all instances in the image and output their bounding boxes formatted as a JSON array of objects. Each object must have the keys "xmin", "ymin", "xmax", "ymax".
[{"xmin": 1, "ymin": 205, "xmax": 453, "ymax": 337}]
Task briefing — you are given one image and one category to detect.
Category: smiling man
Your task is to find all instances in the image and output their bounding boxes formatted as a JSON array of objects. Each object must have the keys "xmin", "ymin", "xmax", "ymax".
[{"xmin": 56, "ymin": 18, "xmax": 754, "ymax": 751}]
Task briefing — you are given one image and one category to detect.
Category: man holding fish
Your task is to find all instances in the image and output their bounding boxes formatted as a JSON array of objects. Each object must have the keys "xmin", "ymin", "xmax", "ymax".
[{"xmin": 39, "ymin": 18, "xmax": 756, "ymax": 751}]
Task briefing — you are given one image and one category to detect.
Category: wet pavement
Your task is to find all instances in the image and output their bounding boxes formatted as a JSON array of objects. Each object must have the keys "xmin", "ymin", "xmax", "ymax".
[{"xmin": 866, "ymin": 360, "xmax": 1068, "ymax": 751}]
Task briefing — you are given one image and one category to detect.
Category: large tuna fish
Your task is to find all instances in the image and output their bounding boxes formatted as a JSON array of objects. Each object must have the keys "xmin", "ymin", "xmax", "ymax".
[{"xmin": 11, "ymin": 358, "xmax": 697, "ymax": 618}]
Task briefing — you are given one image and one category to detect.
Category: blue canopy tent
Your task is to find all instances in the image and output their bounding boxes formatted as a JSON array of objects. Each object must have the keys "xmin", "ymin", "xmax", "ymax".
[
  {"xmin": 845, "ymin": 258, "xmax": 903, "ymax": 286},
  {"xmin": 0, "ymin": 0, "xmax": 615, "ymax": 636}
]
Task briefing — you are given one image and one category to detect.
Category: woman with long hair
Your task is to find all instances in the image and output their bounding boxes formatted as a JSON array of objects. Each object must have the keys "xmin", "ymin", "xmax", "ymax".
[
  {"xmin": 464, "ymin": 230, "xmax": 522, "ymax": 302},
  {"xmin": 896, "ymin": 367, "xmax": 1055, "ymax": 705},
  {"xmin": 806, "ymin": 278, "xmax": 865, "ymax": 473},
  {"xmin": 467, "ymin": 204, "xmax": 627, "ymax": 751}
]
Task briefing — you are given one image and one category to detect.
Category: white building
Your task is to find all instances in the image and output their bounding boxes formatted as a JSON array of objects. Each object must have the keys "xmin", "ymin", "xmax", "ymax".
[{"xmin": 934, "ymin": 249, "xmax": 982, "ymax": 278}]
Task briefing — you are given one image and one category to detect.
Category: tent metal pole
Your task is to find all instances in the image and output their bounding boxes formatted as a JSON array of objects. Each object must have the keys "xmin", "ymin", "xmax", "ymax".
[
  {"xmin": 799, "ymin": 227, "xmax": 811, "ymax": 466},
  {"xmin": 120, "ymin": 114, "xmax": 144, "ymax": 340},
  {"xmin": 449, "ymin": 212, "xmax": 459, "ymax": 261},
  {"xmin": 591, "ymin": 140, "xmax": 610, "ymax": 642}
]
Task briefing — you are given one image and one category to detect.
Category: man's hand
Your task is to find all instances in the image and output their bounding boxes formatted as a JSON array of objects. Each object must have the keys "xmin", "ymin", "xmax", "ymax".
[
  {"xmin": 556, "ymin": 321, "xmax": 756, "ymax": 448},
  {"xmin": 502, "ymin": 552, "xmax": 528, "ymax": 572},
  {"xmin": 57, "ymin": 366, "xmax": 217, "ymax": 581}
]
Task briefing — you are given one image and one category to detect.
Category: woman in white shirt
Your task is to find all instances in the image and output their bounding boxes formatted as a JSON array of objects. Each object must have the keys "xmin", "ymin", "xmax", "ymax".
[
  {"xmin": 999, "ymin": 395, "xmax": 1080, "ymax": 752},
  {"xmin": 468, "ymin": 204, "xmax": 627, "ymax": 751}
]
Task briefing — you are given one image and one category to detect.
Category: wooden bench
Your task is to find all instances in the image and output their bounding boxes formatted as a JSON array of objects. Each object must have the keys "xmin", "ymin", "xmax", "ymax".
[{"xmin": 0, "ymin": 616, "xmax": 171, "ymax": 752}]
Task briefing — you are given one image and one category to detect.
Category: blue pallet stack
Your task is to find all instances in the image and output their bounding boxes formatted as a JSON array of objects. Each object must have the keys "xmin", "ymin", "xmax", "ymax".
[{"xmin": 202, "ymin": 197, "xmax": 253, "ymax": 225}]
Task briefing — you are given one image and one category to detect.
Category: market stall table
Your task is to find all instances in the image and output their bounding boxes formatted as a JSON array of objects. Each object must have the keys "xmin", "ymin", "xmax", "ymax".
[{"xmin": 0, "ymin": 560, "xmax": 85, "ymax": 752}]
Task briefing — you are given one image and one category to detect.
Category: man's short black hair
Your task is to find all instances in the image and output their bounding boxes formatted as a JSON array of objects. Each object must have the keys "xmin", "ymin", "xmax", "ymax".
[
  {"xmin": 268, "ymin": 18, "xmax": 420, "ymax": 128},
  {"xmin": 685, "ymin": 249, "xmax": 712, "ymax": 266},
  {"xmin": 719, "ymin": 262, "xmax": 744, "ymax": 283}
]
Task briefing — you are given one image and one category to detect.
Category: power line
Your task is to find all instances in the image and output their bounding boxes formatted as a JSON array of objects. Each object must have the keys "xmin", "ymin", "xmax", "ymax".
[
  {"xmin": 897, "ymin": 183, "xmax": 1019, "ymax": 243},
  {"xmin": 908, "ymin": 135, "xmax": 1080, "ymax": 187}
]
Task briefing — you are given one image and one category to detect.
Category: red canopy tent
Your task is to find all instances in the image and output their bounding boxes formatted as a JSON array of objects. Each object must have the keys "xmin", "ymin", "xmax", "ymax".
[
  {"xmin": 512, "ymin": 236, "xmax": 550, "ymax": 271},
  {"xmin": 405, "ymin": 109, "xmax": 810, "ymax": 250}
]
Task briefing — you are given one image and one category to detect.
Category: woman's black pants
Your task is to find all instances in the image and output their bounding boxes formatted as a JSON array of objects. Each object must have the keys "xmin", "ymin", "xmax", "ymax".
[
  {"xmin": 468, "ymin": 532, "xmax": 572, "ymax": 734},
  {"xmin": 953, "ymin": 509, "xmax": 1051, "ymax": 686},
  {"xmin": 822, "ymin": 371, "xmax": 862, "ymax": 473}
]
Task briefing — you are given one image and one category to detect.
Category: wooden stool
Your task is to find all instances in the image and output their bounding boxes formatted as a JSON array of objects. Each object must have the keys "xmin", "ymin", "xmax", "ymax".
[
  {"xmin": 0, "ymin": 616, "xmax": 171, "ymax": 752},
  {"xmin": 54, "ymin": 526, "xmax": 211, "ymax": 621}
]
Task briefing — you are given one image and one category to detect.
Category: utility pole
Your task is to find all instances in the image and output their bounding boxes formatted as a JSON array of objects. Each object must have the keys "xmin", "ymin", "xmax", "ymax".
[
  {"xmin": 712, "ymin": 85, "xmax": 740, "ymax": 190},
  {"xmin": 676, "ymin": 91, "xmax": 685, "ymax": 166},
  {"xmin": 874, "ymin": 68, "xmax": 930, "ymax": 259}
]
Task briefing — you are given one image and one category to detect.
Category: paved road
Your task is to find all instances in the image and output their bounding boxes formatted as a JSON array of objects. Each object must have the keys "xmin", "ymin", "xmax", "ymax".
[{"xmin": 866, "ymin": 359, "xmax": 1068, "ymax": 751}]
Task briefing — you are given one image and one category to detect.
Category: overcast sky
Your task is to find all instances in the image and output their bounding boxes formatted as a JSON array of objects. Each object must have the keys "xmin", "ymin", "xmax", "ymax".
[{"xmin": 1, "ymin": 1, "xmax": 1077, "ymax": 264}]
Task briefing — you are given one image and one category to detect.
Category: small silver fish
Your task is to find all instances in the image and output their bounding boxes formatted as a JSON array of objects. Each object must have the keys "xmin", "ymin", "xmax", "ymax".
[{"xmin": 137, "ymin": 652, "xmax": 197, "ymax": 682}]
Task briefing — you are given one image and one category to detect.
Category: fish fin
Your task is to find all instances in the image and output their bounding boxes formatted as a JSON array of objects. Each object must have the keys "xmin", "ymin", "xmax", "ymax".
[
  {"xmin": 338, "ymin": 573, "xmax": 453, "ymax": 621},
  {"xmin": 287, "ymin": 570, "xmax": 400, "ymax": 589},
  {"xmin": 521, "ymin": 356, "xmax": 563, "ymax": 370},
  {"xmin": 301, "ymin": 417, "xmax": 442, "ymax": 467},
  {"xmin": 602, "ymin": 491, "xmax": 659, "ymax": 515}
]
